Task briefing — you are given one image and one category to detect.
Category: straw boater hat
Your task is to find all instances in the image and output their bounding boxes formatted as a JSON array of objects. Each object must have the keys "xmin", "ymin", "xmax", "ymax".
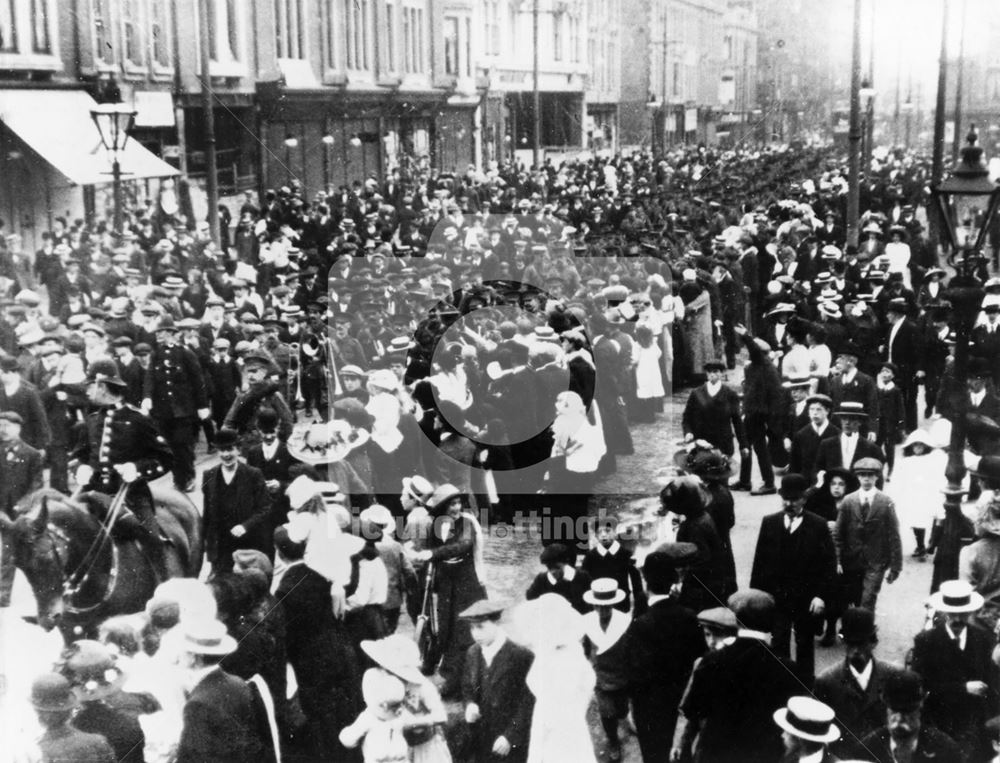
[
  {"xmin": 773, "ymin": 697, "xmax": 841, "ymax": 744},
  {"xmin": 583, "ymin": 578, "xmax": 627, "ymax": 607},
  {"xmin": 928, "ymin": 580, "xmax": 984, "ymax": 614},
  {"xmin": 178, "ymin": 618, "xmax": 238, "ymax": 656},
  {"xmin": 402, "ymin": 475, "xmax": 435, "ymax": 506}
]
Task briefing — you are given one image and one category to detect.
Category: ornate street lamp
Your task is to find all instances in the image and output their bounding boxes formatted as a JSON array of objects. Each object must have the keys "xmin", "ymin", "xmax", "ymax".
[
  {"xmin": 931, "ymin": 126, "xmax": 1000, "ymax": 588},
  {"xmin": 90, "ymin": 103, "xmax": 137, "ymax": 236}
]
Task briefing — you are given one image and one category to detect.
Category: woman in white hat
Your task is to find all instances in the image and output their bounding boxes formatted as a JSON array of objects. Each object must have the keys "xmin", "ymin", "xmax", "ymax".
[
  {"xmin": 887, "ymin": 428, "xmax": 947, "ymax": 560},
  {"xmin": 359, "ymin": 635, "xmax": 452, "ymax": 762}
]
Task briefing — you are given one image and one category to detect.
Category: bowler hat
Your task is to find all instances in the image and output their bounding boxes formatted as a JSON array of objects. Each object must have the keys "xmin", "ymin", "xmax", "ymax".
[
  {"xmin": 778, "ymin": 473, "xmax": 810, "ymax": 499},
  {"xmin": 214, "ymin": 428, "xmax": 239, "ymax": 449},
  {"xmin": 884, "ymin": 669, "xmax": 925, "ymax": 712},
  {"xmin": 839, "ymin": 606, "xmax": 877, "ymax": 643}
]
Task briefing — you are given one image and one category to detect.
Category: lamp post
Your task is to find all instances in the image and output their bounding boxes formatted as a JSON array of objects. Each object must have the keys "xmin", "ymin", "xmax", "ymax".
[
  {"xmin": 901, "ymin": 96, "xmax": 914, "ymax": 149},
  {"xmin": 90, "ymin": 103, "xmax": 137, "ymax": 237},
  {"xmin": 931, "ymin": 126, "xmax": 1000, "ymax": 589}
]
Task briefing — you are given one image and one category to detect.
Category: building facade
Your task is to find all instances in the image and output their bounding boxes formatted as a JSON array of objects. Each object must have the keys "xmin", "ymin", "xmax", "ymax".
[
  {"xmin": 619, "ymin": 0, "xmax": 730, "ymax": 150},
  {"xmin": 719, "ymin": 0, "xmax": 757, "ymax": 146}
]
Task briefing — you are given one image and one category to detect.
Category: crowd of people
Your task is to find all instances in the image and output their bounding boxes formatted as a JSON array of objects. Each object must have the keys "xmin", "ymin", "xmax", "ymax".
[{"xmin": 1, "ymin": 140, "xmax": 1000, "ymax": 762}]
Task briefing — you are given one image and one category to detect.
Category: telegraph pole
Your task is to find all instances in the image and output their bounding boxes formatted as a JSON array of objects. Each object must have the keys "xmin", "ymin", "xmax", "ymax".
[
  {"xmin": 930, "ymin": 0, "xmax": 949, "ymax": 249},
  {"xmin": 198, "ymin": 0, "xmax": 220, "ymax": 245},
  {"xmin": 951, "ymin": 0, "xmax": 967, "ymax": 163},
  {"xmin": 847, "ymin": 0, "xmax": 862, "ymax": 247},
  {"xmin": 532, "ymin": 0, "xmax": 541, "ymax": 167}
]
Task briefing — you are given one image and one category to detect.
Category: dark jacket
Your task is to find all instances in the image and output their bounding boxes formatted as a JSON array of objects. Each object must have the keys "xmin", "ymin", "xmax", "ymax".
[
  {"xmin": 835, "ymin": 490, "xmax": 902, "ymax": 574},
  {"xmin": 680, "ymin": 636, "xmax": 800, "ymax": 763},
  {"xmin": 0, "ymin": 438, "xmax": 43, "ymax": 515},
  {"xmin": 462, "ymin": 638, "xmax": 535, "ymax": 763},
  {"xmin": 813, "ymin": 658, "xmax": 906, "ymax": 758},
  {"xmin": 143, "ymin": 343, "xmax": 208, "ymax": 419},
  {"xmin": 0, "ymin": 382, "xmax": 50, "ymax": 450},
  {"xmin": 789, "ymin": 422, "xmax": 840, "ymax": 480},
  {"xmin": 828, "ymin": 370, "xmax": 880, "ymax": 424},
  {"xmin": 579, "ymin": 544, "xmax": 646, "ymax": 614},
  {"xmin": 176, "ymin": 667, "xmax": 274, "ymax": 763},
  {"xmin": 525, "ymin": 569, "xmax": 593, "ymax": 614},
  {"xmin": 855, "ymin": 725, "xmax": 962, "ymax": 763},
  {"xmin": 201, "ymin": 462, "xmax": 273, "ymax": 566},
  {"xmin": 813, "ymin": 434, "xmax": 884, "ymax": 475},
  {"xmin": 681, "ymin": 383, "xmax": 746, "ymax": 456},
  {"xmin": 38, "ymin": 725, "xmax": 115, "ymax": 763},
  {"xmin": 73, "ymin": 405, "xmax": 174, "ymax": 494},
  {"xmin": 750, "ymin": 510, "xmax": 837, "ymax": 616},
  {"xmin": 74, "ymin": 700, "xmax": 145, "ymax": 763},
  {"xmin": 910, "ymin": 621, "xmax": 999, "ymax": 756}
]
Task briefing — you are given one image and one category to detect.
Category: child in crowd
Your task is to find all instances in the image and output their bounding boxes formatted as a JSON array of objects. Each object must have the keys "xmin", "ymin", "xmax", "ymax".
[
  {"xmin": 633, "ymin": 324, "xmax": 664, "ymax": 422},
  {"xmin": 876, "ymin": 361, "xmax": 905, "ymax": 478}
]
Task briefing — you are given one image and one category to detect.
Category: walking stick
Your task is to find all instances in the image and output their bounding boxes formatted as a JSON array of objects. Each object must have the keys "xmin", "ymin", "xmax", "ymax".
[{"xmin": 414, "ymin": 562, "xmax": 439, "ymax": 675}]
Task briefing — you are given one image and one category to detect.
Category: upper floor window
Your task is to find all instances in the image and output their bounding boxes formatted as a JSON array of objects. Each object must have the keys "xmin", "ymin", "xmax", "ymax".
[
  {"xmin": 0, "ymin": 1, "xmax": 17, "ymax": 52},
  {"xmin": 568, "ymin": 13, "xmax": 580, "ymax": 63},
  {"xmin": 150, "ymin": 0, "xmax": 170, "ymax": 68},
  {"xmin": 402, "ymin": 3, "xmax": 424, "ymax": 73},
  {"xmin": 484, "ymin": 0, "xmax": 500, "ymax": 56},
  {"xmin": 209, "ymin": 0, "xmax": 240, "ymax": 62},
  {"xmin": 552, "ymin": 11, "xmax": 562, "ymax": 61},
  {"xmin": 383, "ymin": 0, "xmax": 396, "ymax": 72},
  {"xmin": 122, "ymin": 0, "xmax": 143, "ymax": 67},
  {"xmin": 275, "ymin": 0, "xmax": 305, "ymax": 59},
  {"xmin": 346, "ymin": 0, "xmax": 370, "ymax": 70},
  {"xmin": 93, "ymin": 0, "xmax": 115, "ymax": 66},
  {"xmin": 443, "ymin": 15, "xmax": 458, "ymax": 75},
  {"xmin": 30, "ymin": 0, "xmax": 48, "ymax": 52}
]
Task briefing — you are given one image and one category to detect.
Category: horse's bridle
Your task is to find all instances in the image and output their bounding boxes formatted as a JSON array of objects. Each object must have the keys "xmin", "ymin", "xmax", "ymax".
[{"xmin": 37, "ymin": 522, "xmax": 118, "ymax": 615}]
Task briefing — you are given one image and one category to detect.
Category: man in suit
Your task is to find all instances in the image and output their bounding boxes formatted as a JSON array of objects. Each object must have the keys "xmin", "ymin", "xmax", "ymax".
[
  {"xmin": 175, "ymin": 619, "xmax": 275, "ymax": 763},
  {"xmin": 883, "ymin": 297, "xmax": 924, "ymax": 432},
  {"xmin": 828, "ymin": 342, "xmax": 880, "ymax": 435},
  {"xmin": 681, "ymin": 360, "xmax": 746, "ymax": 457},
  {"xmin": 0, "ymin": 410, "xmax": 43, "ymax": 607},
  {"xmin": 814, "ymin": 402, "xmax": 885, "ymax": 481},
  {"xmin": 813, "ymin": 607, "xmax": 906, "ymax": 759},
  {"xmin": 245, "ymin": 409, "xmax": 299, "ymax": 531},
  {"xmin": 112, "ymin": 336, "xmax": 145, "ymax": 408},
  {"xmin": 625, "ymin": 543, "xmax": 707, "ymax": 762},
  {"xmin": 143, "ymin": 316, "xmax": 210, "ymax": 493},
  {"xmin": 910, "ymin": 580, "xmax": 999, "ymax": 760},
  {"xmin": 836, "ymin": 459, "xmax": 902, "ymax": 611},
  {"xmin": 788, "ymin": 393, "xmax": 839, "ymax": 482},
  {"xmin": 461, "ymin": 600, "xmax": 535, "ymax": 763},
  {"xmin": 960, "ymin": 359, "xmax": 1000, "ymax": 501},
  {"xmin": 201, "ymin": 428, "xmax": 273, "ymax": 572},
  {"xmin": 750, "ymin": 473, "xmax": 837, "ymax": 683},
  {"xmin": 0, "ymin": 354, "xmax": 49, "ymax": 453},
  {"xmin": 272, "ymin": 526, "xmax": 358, "ymax": 761},
  {"xmin": 856, "ymin": 669, "xmax": 963, "ymax": 763},
  {"xmin": 675, "ymin": 589, "xmax": 800, "ymax": 763}
]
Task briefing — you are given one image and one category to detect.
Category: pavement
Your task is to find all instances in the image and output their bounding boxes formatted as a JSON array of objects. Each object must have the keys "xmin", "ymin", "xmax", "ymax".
[{"xmin": 0, "ymin": 365, "xmax": 964, "ymax": 762}]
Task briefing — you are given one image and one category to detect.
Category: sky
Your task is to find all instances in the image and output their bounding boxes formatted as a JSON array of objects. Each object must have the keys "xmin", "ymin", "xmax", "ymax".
[{"xmin": 837, "ymin": 0, "xmax": 997, "ymax": 109}]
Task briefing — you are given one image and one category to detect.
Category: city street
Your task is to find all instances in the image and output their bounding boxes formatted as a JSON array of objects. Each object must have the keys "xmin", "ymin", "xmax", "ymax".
[{"xmin": 0, "ymin": 364, "xmax": 945, "ymax": 762}]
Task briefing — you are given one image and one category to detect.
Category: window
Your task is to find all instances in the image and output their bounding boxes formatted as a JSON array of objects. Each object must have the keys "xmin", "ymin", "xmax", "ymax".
[
  {"xmin": 346, "ymin": 0, "xmax": 369, "ymax": 70},
  {"xmin": 568, "ymin": 14, "xmax": 580, "ymax": 64},
  {"xmin": 0, "ymin": 0, "xmax": 16, "ymax": 52},
  {"xmin": 443, "ymin": 15, "xmax": 458, "ymax": 75},
  {"xmin": 275, "ymin": 0, "xmax": 305, "ymax": 59},
  {"xmin": 30, "ymin": 0, "xmax": 48, "ymax": 52},
  {"xmin": 402, "ymin": 4, "xmax": 423, "ymax": 73},
  {"xmin": 672, "ymin": 60, "xmax": 680, "ymax": 97},
  {"xmin": 724, "ymin": 34, "xmax": 732, "ymax": 61},
  {"xmin": 122, "ymin": 0, "xmax": 142, "ymax": 67},
  {"xmin": 384, "ymin": 0, "xmax": 396, "ymax": 72},
  {"xmin": 150, "ymin": 0, "xmax": 170, "ymax": 67},
  {"xmin": 552, "ymin": 11, "xmax": 561, "ymax": 61},
  {"xmin": 508, "ymin": 2, "xmax": 517, "ymax": 51},
  {"xmin": 484, "ymin": 0, "xmax": 499, "ymax": 56},
  {"xmin": 464, "ymin": 16, "xmax": 471, "ymax": 76},
  {"xmin": 209, "ymin": 0, "xmax": 239, "ymax": 62},
  {"xmin": 93, "ymin": 0, "xmax": 115, "ymax": 65},
  {"xmin": 323, "ymin": 0, "xmax": 337, "ymax": 69}
]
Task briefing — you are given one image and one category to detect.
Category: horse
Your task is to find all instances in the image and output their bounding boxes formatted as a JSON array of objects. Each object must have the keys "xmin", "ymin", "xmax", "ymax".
[{"xmin": 0, "ymin": 486, "xmax": 203, "ymax": 642}]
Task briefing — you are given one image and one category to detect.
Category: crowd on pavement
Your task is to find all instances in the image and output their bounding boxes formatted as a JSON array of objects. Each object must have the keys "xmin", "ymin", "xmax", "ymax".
[{"xmin": 1, "ymin": 140, "xmax": 1000, "ymax": 762}]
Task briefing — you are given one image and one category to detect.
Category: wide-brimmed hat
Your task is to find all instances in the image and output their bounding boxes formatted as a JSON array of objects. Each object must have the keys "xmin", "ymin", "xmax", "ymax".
[
  {"xmin": 929, "ymin": 580, "xmax": 984, "ymax": 613},
  {"xmin": 583, "ymin": 578, "xmax": 626, "ymax": 607},
  {"xmin": 687, "ymin": 449, "xmax": 733, "ymax": 480},
  {"xmin": 62, "ymin": 640, "xmax": 126, "ymax": 701},
  {"xmin": 428, "ymin": 483, "xmax": 462, "ymax": 515},
  {"xmin": 659, "ymin": 475, "xmax": 710, "ymax": 516},
  {"xmin": 773, "ymin": 697, "xmax": 840, "ymax": 744},
  {"xmin": 901, "ymin": 429, "xmax": 936, "ymax": 455},
  {"xmin": 766, "ymin": 302, "xmax": 797, "ymax": 317},
  {"xmin": 178, "ymin": 618, "xmax": 237, "ymax": 656},
  {"xmin": 361, "ymin": 635, "xmax": 425, "ymax": 685},
  {"xmin": 287, "ymin": 419, "xmax": 365, "ymax": 465}
]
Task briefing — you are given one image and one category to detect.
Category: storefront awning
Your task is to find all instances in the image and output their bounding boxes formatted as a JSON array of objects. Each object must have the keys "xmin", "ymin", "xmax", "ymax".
[
  {"xmin": 0, "ymin": 89, "xmax": 178, "ymax": 185},
  {"xmin": 134, "ymin": 91, "xmax": 176, "ymax": 127}
]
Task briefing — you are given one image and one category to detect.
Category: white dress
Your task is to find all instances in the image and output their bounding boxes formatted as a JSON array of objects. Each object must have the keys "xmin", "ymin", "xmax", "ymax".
[
  {"xmin": 887, "ymin": 448, "xmax": 947, "ymax": 532},
  {"xmin": 526, "ymin": 643, "xmax": 598, "ymax": 763},
  {"xmin": 635, "ymin": 344, "xmax": 665, "ymax": 399}
]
